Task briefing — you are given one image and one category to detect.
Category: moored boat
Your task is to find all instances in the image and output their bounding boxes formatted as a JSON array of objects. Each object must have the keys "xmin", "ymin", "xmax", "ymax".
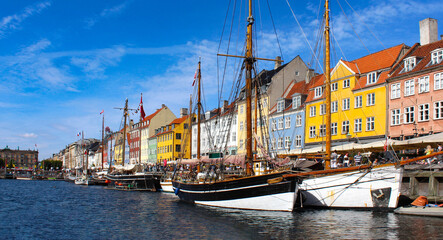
[{"xmin": 394, "ymin": 206, "xmax": 443, "ymax": 217}]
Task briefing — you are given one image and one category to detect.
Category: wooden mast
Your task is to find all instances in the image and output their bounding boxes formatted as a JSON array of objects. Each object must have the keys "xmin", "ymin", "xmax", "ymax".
[
  {"xmin": 101, "ymin": 112, "xmax": 104, "ymax": 170},
  {"xmin": 324, "ymin": 0, "xmax": 332, "ymax": 169},
  {"xmin": 197, "ymin": 60, "xmax": 201, "ymax": 160},
  {"xmin": 245, "ymin": 0, "xmax": 254, "ymax": 175},
  {"xmin": 189, "ymin": 94, "xmax": 192, "ymax": 159},
  {"xmin": 121, "ymin": 99, "xmax": 128, "ymax": 167},
  {"xmin": 139, "ymin": 93, "xmax": 143, "ymax": 165},
  {"xmin": 254, "ymin": 83, "xmax": 258, "ymax": 161}
]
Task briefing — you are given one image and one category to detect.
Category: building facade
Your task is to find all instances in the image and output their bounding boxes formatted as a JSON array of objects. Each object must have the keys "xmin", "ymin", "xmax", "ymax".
[{"xmin": 0, "ymin": 146, "xmax": 38, "ymax": 169}]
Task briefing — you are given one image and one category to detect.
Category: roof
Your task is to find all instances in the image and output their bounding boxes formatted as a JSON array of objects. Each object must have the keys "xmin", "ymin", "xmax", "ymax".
[
  {"xmin": 305, "ymin": 74, "xmax": 325, "ymax": 103},
  {"xmin": 348, "ymin": 44, "xmax": 405, "ymax": 74},
  {"xmin": 389, "ymin": 40, "xmax": 443, "ymax": 79},
  {"xmin": 169, "ymin": 115, "xmax": 189, "ymax": 125},
  {"xmin": 269, "ymin": 80, "xmax": 310, "ymax": 114}
]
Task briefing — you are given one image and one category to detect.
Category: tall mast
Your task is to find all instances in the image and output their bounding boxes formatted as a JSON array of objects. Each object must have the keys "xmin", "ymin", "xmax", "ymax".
[
  {"xmin": 254, "ymin": 83, "xmax": 258, "ymax": 161},
  {"xmin": 83, "ymin": 131, "xmax": 87, "ymax": 177},
  {"xmin": 122, "ymin": 99, "xmax": 128, "ymax": 167},
  {"xmin": 139, "ymin": 93, "xmax": 143, "ymax": 165},
  {"xmin": 101, "ymin": 112, "xmax": 104, "ymax": 170},
  {"xmin": 324, "ymin": 0, "xmax": 332, "ymax": 169},
  {"xmin": 245, "ymin": 0, "xmax": 254, "ymax": 175},
  {"xmin": 189, "ymin": 94, "xmax": 192, "ymax": 159},
  {"xmin": 197, "ymin": 60, "xmax": 201, "ymax": 160}
]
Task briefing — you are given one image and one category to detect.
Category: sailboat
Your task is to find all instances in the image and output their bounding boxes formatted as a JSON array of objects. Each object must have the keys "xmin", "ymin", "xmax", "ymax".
[
  {"xmin": 105, "ymin": 98, "xmax": 162, "ymax": 191},
  {"xmin": 75, "ymin": 131, "xmax": 89, "ymax": 185},
  {"xmin": 282, "ymin": 0, "xmax": 443, "ymax": 209},
  {"xmin": 172, "ymin": 0, "xmax": 299, "ymax": 212}
]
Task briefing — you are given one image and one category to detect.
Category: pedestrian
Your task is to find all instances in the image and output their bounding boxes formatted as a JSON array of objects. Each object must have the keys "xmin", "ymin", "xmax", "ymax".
[
  {"xmin": 354, "ymin": 152, "xmax": 362, "ymax": 166},
  {"xmin": 331, "ymin": 150, "xmax": 338, "ymax": 168},
  {"xmin": 343, "ymin": 152, "xmax": 349, "ymax": 167}
]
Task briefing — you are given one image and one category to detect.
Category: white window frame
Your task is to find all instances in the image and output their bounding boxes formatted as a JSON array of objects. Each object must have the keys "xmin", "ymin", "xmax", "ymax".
[
  {"xmin": 285, "ymin": 117, "xmax": 291, "ymax": 129},
  {"xmin": 366, "ymin": 117, "xmax": 375, "ymax": 131},
  {"xmin": 431, "ymin": 49, "xmax": 443, "ymax": 65},
  {"xmin": 434, "ymin": 101, "xmax": 443, "ymax": 120},
  {"xmin": 354, "ymin": 96, "xmax": 362, "ymax": 108},
  {"xmin": 277, "ymin": 100, "xmax": 285, "ymax": 112},
  {"xmin": 295, "ymin": 135, "xmax": 302, "ymax": 147},
  {"xmin": 271, "ymin": 119, "xmax": 276, "ymax": 131},
  {"xmin": 391, "ymin": 83, "xmax": 401, "ymax": 99},
  {"xmin": 314, "ymin": 87, "xmax": 323, "ymax": 98},
  {"xmin": 404, "ymin": 57, "xmax": 416, "ymax": 72},
  {"xmin": 342, "ymin": 120, "xmax": 349, "ymax": 134},
  {"xmin": 309, "ymin": 106, "xmax": 316, "ymax": 117},
  {"xmin": 331, "ymin": 82, "xmax": 338, "ymax": 91},
  {"xmin": 418, "ymin": 76, "xmax": 430, "ymax": 93},
  {"xmin": 240, "ymin": 121, "xmax": 244, "ymax": 131},
  {"xmin": 354, "ymin": 118, "xmax": 362, "ymax": 132},
  {"xmin": 331, "ymin": 122, "xmax": 337, "ymax": 136},
  {"xmin": 292, "ymin": 96, "xmax": 301, "ymax": 109},
  {"xmin": 404, "ymin": 106, "xmax": 415, "ymax": 124},
  {"xmin": 319, "ymin": 124, "xmax": 326, "ymax": 137},
  {"xmin": 342, "ymin": 98, "xmax": 350, "ymax": 110},
  {"xmin": 284, "ymin": 136, "xmax": 291, "ymax": 149},
  {"xmin": 278, "ymin": 138, "xmax": 284, "ymax": 149},
  {"xmin": 320, "ymin": 104, "xmax": 326, "ymax": 115},
  {"xmin": 367, "ymin": 72, "xmax": 378, "ymax": 85},
  {"xmin": 405, "ymin": 79, "xmax": 415, "ymax": 96},
  {"xmin": 278, "ymin": 118, "xmax": 284, "ymax": 130},
  {"xmin": 296, "ymin": 115, "xmax": 302, "ymax": 126},
  {"xmin": 367, "ymin": 93, "xmax": 375, "ymax": 106},
  {"xmin": 332, "ymin": 101, "xmax": 338, "ymax": 113},
  {"xmin": 418, "ymin": 103, "xmax": 430, "ymax": 122},
  {"xmin": 391, "ymin": 109, "xmax": 401, "ymax": 126},
  {"xmin": 435, "ymin": 72, "xmax": 443, "ymax": 90},
  {"xmin": 309, "ymin": 126, "xmax": 316, "ymax": 138},
  {"xmin": 271, "ymin": 138, "xmax": 276, "ymax": 150},
  {"xmin": 343, "ymin": 79, "xmax": 350, "ymax": 88}
]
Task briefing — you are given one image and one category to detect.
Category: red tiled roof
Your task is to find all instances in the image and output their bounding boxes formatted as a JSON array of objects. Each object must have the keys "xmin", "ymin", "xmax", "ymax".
[
  {"xmin": 305, "ymin": 74, "xmax": 325, "ymax": 103},
  {"xmin": 348, "ymin": 44, "xmax": 405, "ymax": 74},
  {"xmin": 389, "ymin": 40, "xmax": 443, "ymax": 79},
  {"xmin": 269, "ymin": 80, "xmax": 310, "ymax": 114},
  {"xmin": 169, "ymin": 115, "xmax": 189, "ymax": 125}
]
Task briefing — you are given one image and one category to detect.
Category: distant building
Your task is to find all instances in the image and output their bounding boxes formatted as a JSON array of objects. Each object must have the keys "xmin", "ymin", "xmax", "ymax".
[{"xmin": 0, "ymin": 146, "xmax": 38, "ymax": 169}]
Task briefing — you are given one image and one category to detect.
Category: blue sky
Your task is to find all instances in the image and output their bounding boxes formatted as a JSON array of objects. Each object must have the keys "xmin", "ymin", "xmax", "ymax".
[{"xmin": 0, "ymin": 0, "xmax": 442, "ymax": 160}]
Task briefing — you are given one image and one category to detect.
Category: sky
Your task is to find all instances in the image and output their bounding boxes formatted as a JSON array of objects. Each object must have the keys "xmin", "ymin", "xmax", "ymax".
[{"xmin": 0, "ymin": 0, "xmax": 442, "ymax": 160}]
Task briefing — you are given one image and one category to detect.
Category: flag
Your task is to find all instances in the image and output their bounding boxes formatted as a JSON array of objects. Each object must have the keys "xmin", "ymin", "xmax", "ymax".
[
  {"xmin": 383, "ymin": 137, "xmax": 388, "ymax": 151},
  {"xmin": 35, "ymin": 144, "xmax": 37, "ymax": 148},
  {"xmin": 100, "ymin": 109, "xmax": 104, "ymax": 114},
  {"xmin": 139, "ymin": 94, "xmax": 146, "ymax": 119},
  {"xmin": 192, "ymin": 69, "xmax": 198, "ymax": 86},
  {"xmin": 77, "ymin": 132, "xmax": 81, "ymax": 137}
]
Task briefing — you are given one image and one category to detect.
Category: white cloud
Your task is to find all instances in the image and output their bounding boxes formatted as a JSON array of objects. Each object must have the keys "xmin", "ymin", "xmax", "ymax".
[
  {"xmin": 85, "ymin": 1, "xmax": 130, "ymax": 29},
  {"xmin": 0, "ymin": 1, "xmax": 51, "ymax": 38},
  {"xmin": 70, "ymin": 46, "xmax": 126, "ymax": 78},
  {"xmin": 20, "ymin": 133, "xmax": 38, "ymax": 138}
]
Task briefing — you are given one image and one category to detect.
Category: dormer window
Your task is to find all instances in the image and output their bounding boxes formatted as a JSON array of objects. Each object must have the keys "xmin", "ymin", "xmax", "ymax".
[
  {"xmin": 367, "ymin": 71, "xmax": 378, "ymax": 85},
  {"xmin": 292, "ymin": 96, "xmax": 301, "ymax": 109},
  {"xmin": 431, "ymin": 49, "xmax": 443, "ymax": 65},
  {"xmin": 277, "ymin": 100, "xmax": 285, "ymax": 112},
  {"xmin": 404, "ymin": 57, "xmax": 416, "ymax": 72},
  {"xmin": 314, "ymin": 86, "xmax": 323, "ymax": 98}
]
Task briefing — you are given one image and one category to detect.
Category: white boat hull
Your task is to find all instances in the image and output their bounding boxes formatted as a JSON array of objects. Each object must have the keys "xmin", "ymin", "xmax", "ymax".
[
  {"xmin": 75, "ymin": 179, "xmax": 89, "ymax": 185},
  {"xmin": 300, "ymin": 165, "xmax": 403, "ymax": 209},
  {"xmin": 194, "ymin": 191, "xmax": 297, "ymax": 211},
  {"xmin": 394, "ymin": 206, "xmax": 443, "ymax": 217},
  {"xmin": 160, "ymin": 181, "xmax": 174, "ymax": 193}
]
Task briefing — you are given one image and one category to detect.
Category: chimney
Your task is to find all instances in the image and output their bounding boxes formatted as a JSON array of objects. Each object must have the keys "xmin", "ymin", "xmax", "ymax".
[
  {"xmin": 274, "ymin": 56, "xmax": 282, "ymax": 69},
  {"xmin": 419, "ymin": 18, "xmax": 438, "ymax": 45},
  {"xmin": 305, "ymin": 69, "xmax": 315, "ymax": 84},
  {"xmin": 180, "ymin": 108, "xmax": 188, "ymax": 117},
  {"xmin": 130, "ymin": 119, "xmax": 134, "ymax": 128}
]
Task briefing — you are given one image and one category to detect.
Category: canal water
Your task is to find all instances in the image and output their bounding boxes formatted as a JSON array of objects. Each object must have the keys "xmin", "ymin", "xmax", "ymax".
[{"xmin": 1, "ymin": 180, "xmax": 442, "ymax": 240}]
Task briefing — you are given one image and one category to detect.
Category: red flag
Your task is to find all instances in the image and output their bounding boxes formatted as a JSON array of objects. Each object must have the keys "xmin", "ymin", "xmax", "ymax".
[
  {"xmin": 140, "ymin": 94, "xmax": 146, "ymax": 119},
  {"xmin": 384, "ymin": 137, "xmax": 388, "ymax": 151},
  {"xmin": 192, "ymin": 69, "xmax": 198, "ymax": 86},
  {"xmin": 100, "ymin": 109, "xmax": 104, "ymax": 114}
]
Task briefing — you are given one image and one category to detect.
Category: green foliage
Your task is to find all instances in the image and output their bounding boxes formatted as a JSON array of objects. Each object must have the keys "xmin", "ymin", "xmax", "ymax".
[{"xmin": 42, "ymin": 160, "xmax": 63, "ymax": 170}]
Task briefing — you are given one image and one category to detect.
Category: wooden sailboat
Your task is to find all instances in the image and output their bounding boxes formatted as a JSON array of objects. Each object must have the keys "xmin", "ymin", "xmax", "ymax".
[
  {"xmin": 75, "ymin": 131, "xmax": 89, "ymax": 185},
  {"xmin": 105, "ymin": 98, "xmax": 162, "ymax": 191},
  {"xmin": 172, "ymin": 1, "xmax": 299, "ymax": 211}
]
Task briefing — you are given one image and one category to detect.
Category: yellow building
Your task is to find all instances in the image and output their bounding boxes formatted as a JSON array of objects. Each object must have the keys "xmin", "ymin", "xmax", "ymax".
[
  {"xmin": 156, "ymin": 115, "xmax": 193, "ymax": 162},
  {"xmin": 304, "ymin": 45, "xmax": 407, "ymax": 146}
]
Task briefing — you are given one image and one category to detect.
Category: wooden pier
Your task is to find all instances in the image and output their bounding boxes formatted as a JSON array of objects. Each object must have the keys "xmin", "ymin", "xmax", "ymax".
[{"xmin": 401, "ymin": 164, "xmax": 443, "ymax": 202}]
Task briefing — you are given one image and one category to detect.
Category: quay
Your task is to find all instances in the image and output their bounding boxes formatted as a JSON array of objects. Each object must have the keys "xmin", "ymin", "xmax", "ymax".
[{"xmin": 402, "ymin": 164, "xmax": 443, "ymax": 202}]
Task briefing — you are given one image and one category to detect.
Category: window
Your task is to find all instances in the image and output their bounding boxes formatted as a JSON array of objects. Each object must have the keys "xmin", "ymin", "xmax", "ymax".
[
  {"xmin": 184, "ymin": 124, "xmax": 189, "ymax": 129},
  {"xmin": 435, "ymin": 72, "xmax": 443, "ymax": 90},
  {"xmin": 175, "ymin": 145, "xmax": 181, "ymax": 152},
  {"xmin": 295, "ymin": 135, "xmax": 302, "ymax": 147},
  {"xmin": 240, "ymin": 121, "xmax": 244, "ymax": 131},
  {"xmin": 434, "ymin": 101, "xmax": 443, "ymax": 119},
  {"xmin": 419, "ymin": 104, "xmax": 430, "ymax": 122},
  {"xmin": 278, "ymin": 138, "xmax": 284, "ymax": 149},
  {"xmin": 331, "ymin": 82, "xmax": 338, "ymax": 91},
  {"xmin": 278, "ymin": 118, "xmax": 284, "ymax": 130},
  {"xmin": 343, "ymin": 79, "xmax": 350, "ymax": 88},
  {"xmin": 367, "ymin": 72, "xmax": 378, "ymax": 84},
  {"xmin": 239, "ymin": 139, "xmax": 244, "ymax": 148},
  {"xmin": 405, "ymin": 79, "xmax": 415, "ymax": 96},
  {"xmin": 240, "ymin": 105, "xmax": 244, "ymax": 114},
  {"xmin": 342, "ymin": 98, "xmax": 350, "ymax": 110},
  {"xmin": 292, "ymin": 96, "xmax": 301, "ymax": 109},
  {"xmin": 391, "ymin": 83, "xmax": 401, "ymax": 99},
  {"xmin": 176, "ymin": 133, "xmax": 181, "ymax": 140},
  {"xmin": 231, "ymin": 132, "xmax": 236, "ymax": 142},
  {"xmin": 367, "ymin": 93, "xmax": 375, "ymax": 106},
  {"xmin": 354, "ymin": 96, "xmax": 362, "ymax": 108},
  {"xmin": 403, "ymin": 57, "xmax": 416, "ymax": 72},
  {"xmin": 342, "ymin": 120, "xmax": 349, "ymax": 134},
  {"xmin": 404, "ymin": 106, "xmax": 415, "ymax": 124},
  {"xmin": 285, "ymin": 117, "xmax": 291, "ymax": 129},
  {"xmin": 431, "ymin": 49, "xmax": 443, "ymax": 65},
  {"xmin": 296, "ymin": 115, "xmax": 302, "ymax": 126},
  {"xmin": 271, "ymin": 120, "xmax": 276, "ymax": 131},
  {"xmin": 332, "ymin": 101, "xmax": 338, "ymax": 113},
  {"xmin": 331, "ymin": 122, "xmax": 337, "ymax": 135},
  {"xmin": 263, "ymin": 99, "xmax": 268, "ymax": 108},
  {"xmin": 391, "ymin": 109, "xmax": 401, "ymax": 126},
  {"xmin": 271, "ymin": 138, "xmax": 276, "ymax": 150},
  {"xmin": 418, "ymin": 76, "xmax": 430, "ymax": 93},
  {"xmin": 277, "ymin": 100, "xmax": 285, "ymax": 112},
  {"xmin": 309, "ymin": 106, "xmax": 316, "ymax": 117},
  {"xmin": 319, "ymin": 125, "xmax": 326, "ymax": 137},
  {"xmin": 354, "ymin": 118, "xmax": 362, "ymax": 132},
  {"xmin": 314, "ymin": 87, "xmax": 323, "ymax": 98},
  {"xmin": 320, "ymin": 104, "xmax": 326, "ymax": 115},
  {"xmin": 309, "ymin": 126, "xmax": 316, "ymax": 138},
  {"xmin": 366, "ymin": 117, "xmax": 375, "ymax": 131},
  {"xmin": 285, "ymin": 136, "xmax": 291, "ymax": 149}
]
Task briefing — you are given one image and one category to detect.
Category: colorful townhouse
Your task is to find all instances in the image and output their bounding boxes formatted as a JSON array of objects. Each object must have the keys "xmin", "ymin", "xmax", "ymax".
[
  {"xmin": 304, "ymin": 44, "xmax": 408, "ymax": 148},
  {"xmin": 128, "ymin": 120, "xmax": 140, "ymax": 165},
  {"xmin": 191, "ymin": 101, "xmax": 237, "ymax": 158},
  {"xmin": 387, "ymin": 18, "xmax": 443, "ymax": 139},
  {"xmin": 268, "ymin": 80, "xmax": 309, "ymax": 156},
  {"xmin": 237, "ymin": 56, "xmax": 314, "ymax": 155},
  {"xmin": 139, "ymin": 104, "xmax": 176, "ymax": 164},
  {"xmin": 156, "ymin": 110, "xmax": 193, "ymax": 162}
]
